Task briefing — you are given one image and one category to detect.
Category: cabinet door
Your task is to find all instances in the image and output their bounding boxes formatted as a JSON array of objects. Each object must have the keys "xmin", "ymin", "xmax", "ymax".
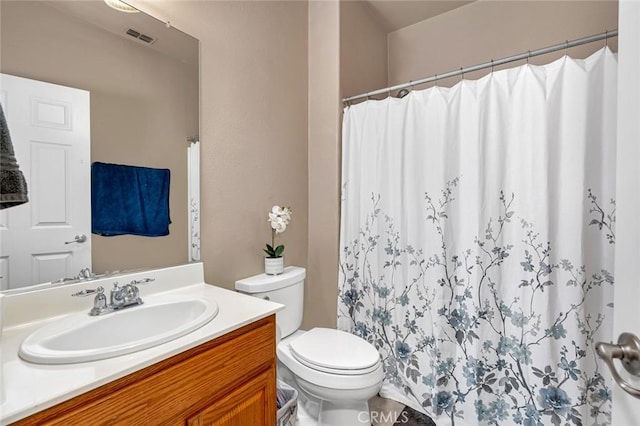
[{"xmin": 187, "ymin": 369, "xmax": 276, "ymax": 426}]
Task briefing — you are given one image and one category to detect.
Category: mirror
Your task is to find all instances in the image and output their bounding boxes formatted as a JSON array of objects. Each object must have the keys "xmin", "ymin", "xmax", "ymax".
[{"xmin": 0, "ymin": 0, "xmax": 199, "ymax": 291}]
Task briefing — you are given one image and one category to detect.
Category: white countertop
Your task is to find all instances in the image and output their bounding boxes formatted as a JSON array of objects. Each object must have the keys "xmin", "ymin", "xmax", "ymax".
[{"xmin": 0, "ymin": 263, "xmax": 282, "ymax": 425}]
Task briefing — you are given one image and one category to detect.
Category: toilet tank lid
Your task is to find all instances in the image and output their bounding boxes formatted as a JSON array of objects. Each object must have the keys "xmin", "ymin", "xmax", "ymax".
[{"xmin": 235, "ymin": 266, "xmax": 306, "ymax": 293}]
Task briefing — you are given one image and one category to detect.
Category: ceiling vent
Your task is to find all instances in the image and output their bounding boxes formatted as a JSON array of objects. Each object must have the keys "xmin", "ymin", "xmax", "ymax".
[{"xmin": 125, "ymin": 28, "xmax": 156, "ymax": 45}]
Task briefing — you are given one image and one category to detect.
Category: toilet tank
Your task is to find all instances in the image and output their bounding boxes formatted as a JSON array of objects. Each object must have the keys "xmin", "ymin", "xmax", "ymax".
[{"xmin": 235, "ymin": 266, "xmax": 305, "ymax": 338}]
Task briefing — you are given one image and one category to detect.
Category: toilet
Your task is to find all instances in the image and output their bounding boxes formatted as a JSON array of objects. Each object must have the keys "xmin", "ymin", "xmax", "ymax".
[{"xmin": 235, "ymin": 266, "xmax": 383, "ymax": 426}]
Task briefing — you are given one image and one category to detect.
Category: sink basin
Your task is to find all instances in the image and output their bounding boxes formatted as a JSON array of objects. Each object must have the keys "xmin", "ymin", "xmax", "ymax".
[{"xmin": 19, "ymin": 296, "xmax": 219, "ymax": 364}]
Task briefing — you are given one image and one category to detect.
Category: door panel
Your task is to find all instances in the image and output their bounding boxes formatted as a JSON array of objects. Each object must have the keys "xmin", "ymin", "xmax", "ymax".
[
  {"xmin": 31, "ymin": 141, "xmax": 70, "ymax": 225},
  {"xmin": 608, "ymin": 0, "xmax": 640, "ymax": 423}
]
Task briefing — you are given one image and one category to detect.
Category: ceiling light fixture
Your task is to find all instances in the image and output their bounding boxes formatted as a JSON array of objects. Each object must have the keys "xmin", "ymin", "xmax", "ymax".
[{"xmin": 104, "ymin": 0, "xmax": 139, "ymax": 13}]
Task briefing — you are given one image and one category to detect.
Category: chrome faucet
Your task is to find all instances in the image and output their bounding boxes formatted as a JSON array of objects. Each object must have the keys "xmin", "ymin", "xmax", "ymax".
[
  {"xmin": 72, "ymin": 278, "xmax": 155, "ymax": 316},
  {"xmin": 71, "ymin": 286, "xmax": 109, "ymax": 316},
  {"xmin": 53, "ymin": 268, "xmax": 95, "ymax": 284}
]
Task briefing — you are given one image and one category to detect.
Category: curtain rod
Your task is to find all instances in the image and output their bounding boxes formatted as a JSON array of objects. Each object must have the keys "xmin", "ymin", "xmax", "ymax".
[{"xmin": 343, "ymin": 30, "xmax": 618, "ymax": 104}]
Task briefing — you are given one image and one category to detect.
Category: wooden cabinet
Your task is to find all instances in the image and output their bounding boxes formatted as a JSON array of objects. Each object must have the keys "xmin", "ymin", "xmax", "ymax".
[
  {"xmin": 12, "ymin": 316, "xmax": 277, "ymax": 426},
  {"xmin": 187, "ymin": 370, "xmax": 272, "ymax": 426}
]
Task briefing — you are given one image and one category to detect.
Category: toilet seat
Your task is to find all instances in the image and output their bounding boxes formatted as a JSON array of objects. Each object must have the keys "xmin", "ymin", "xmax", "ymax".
[
  {"xmin": 277, "ymin": 329, "xmax": 384, "ymax": 391},
  {"xmin": 288, "ymin": 328, "xmax": 380, "ymax": 375}
]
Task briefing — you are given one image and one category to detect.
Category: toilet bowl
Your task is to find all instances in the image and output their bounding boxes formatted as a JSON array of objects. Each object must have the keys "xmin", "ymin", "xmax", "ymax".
[
  {"xmin": 278, "ymin": 329, "xmax": 383, "ymax": 425},
  {"xmin": 235, "ymin": 267, "xmax": 384, "ymax": 426}
]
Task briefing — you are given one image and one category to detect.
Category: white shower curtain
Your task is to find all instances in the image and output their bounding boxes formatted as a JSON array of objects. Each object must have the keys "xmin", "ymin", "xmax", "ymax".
[{"xmin": 338, "ymin": 48, "xmax": 616, "ymax": 425}]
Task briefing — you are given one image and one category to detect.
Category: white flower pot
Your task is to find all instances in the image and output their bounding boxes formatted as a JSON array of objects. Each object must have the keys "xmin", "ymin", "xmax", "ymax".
[{"xmin": 265, "ymin": 257, "xmax": 284, "ymax": 275}]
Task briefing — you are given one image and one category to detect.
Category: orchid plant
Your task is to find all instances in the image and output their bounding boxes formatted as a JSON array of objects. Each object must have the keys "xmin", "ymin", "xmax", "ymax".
[{"xmin": 264, "ymin": 205, "xmax": 292, "ymax": 258}]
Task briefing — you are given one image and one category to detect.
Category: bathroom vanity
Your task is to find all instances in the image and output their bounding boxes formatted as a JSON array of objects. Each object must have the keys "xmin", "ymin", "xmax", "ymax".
[{"xmin": 0, "ymin": 263, "xmax": 282, "ymax": 425}]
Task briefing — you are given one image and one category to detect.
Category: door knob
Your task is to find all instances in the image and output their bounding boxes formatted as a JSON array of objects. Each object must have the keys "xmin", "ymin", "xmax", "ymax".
[
  {"xmin": 596, "ymin": 333, "xmax": 640, "ymax": 398},
  {"xmin": 64, "ymin": 234, "xmax": 87, "ymax": 244}
]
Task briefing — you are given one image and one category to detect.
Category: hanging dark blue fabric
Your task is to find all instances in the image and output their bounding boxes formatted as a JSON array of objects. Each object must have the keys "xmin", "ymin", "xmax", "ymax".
[{"xmin": 91, "ymin": 162, "xmax": 171, "ymax": 237}]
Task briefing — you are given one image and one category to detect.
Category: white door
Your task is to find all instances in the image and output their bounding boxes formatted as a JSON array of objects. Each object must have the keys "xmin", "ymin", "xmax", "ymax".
[
  {"xmin": 605, "ymin": 0, "xmax": 640, "ymax": 423},
  {"xmin": 0, "ymin": 74, "xmax": 91, "ymax": 290}
]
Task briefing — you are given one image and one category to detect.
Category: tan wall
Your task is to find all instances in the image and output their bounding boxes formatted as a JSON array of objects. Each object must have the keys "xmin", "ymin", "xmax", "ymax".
[
  {"xmin": 0, "ymin": 0, "xmax": 198, "ymax": 275},
  {"xmin": 299, "ymin": 0, "xmax": 389, "ymax": 329},
  {"xmin": 305, "ymin": 1, "xmax": 341, "ymax": 330},
  {"xmin": 131, "ymin": 0, "xmax": 309, "ymax": 291},
  {"xmin": 389, "ymin": 0, "xmax": 619, "ymax": 88},
  {"xmin": 340, "ymin": 1, "xmax": 388, "ymax": 99}
]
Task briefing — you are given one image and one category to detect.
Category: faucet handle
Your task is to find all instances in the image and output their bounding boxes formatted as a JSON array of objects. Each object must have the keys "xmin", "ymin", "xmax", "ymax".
[
  {"xmin": 130, "ymin": 278, "xmax": 155, "ymax": 286},
  {"xmin": 72, "ymin": 286, "xmax": 104, "ymax": 297},
  {"xmin": 77, "ymin": 268, "xmax": 93, "ymax": 279}
]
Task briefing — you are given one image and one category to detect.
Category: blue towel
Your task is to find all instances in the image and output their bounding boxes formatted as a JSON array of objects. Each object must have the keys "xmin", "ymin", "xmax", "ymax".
[{"xmin": 91, "ymin": 162, "xmax": 171, "ymax": 237}]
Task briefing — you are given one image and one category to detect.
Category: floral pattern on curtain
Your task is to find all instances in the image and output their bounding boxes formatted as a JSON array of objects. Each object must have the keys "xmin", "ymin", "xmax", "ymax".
[{"xmin": 338, "ymin": 48, "xmax": 617, "ymax": 426}]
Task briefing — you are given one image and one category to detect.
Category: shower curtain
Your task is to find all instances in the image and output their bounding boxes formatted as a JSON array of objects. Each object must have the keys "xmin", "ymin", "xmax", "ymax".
[{"xmin": 338, "ymin": 48, "xmax": 616, "ymax": 425}]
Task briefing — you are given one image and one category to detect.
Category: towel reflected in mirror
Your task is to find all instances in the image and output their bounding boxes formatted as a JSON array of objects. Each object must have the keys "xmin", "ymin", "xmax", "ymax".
[
  {"xmin": 0, "ymin": 103, "xmax": 28, "ymax": 209},
  {"xmin": 91, "ymin": 162, "xmax": 171, "ymax": 237}
]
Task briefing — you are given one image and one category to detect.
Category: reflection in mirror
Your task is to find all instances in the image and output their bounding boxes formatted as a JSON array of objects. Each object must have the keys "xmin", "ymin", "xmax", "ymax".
[{"xmin": 0, "ymin": 0, "xmax": 199, "ymax": 291}]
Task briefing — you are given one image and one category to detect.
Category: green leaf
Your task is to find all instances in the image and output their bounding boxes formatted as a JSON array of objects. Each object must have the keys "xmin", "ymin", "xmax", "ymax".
[
  {"xmin": 275, "ymin": 245, "xmax": 285, "ymax": 256},
  {"xmin": 263, "ymin": 248, "xmax": 273, "ymax": 256},
  {"xmin": 266, "ymin": 244, "xmax": 274, "ymax": 251}
]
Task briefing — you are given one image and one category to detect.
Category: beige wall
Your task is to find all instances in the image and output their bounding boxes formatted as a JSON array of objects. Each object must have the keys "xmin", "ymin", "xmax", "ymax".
[
  {"xmin": 340, "ymin": 1, "xmax": 388, "ymax": 99},
  {"xmin": 306, "ymin": 1, "xmax": 341, "ymax": 330},
  {"xmin": 389, "ymin": 0, "xmax": 619, "ymax": 88},
  {"xmin": 132, "ymin": 0, "xmax": 309, "ymax": 291},
  {"xmin": 0, "ymin": 0, "xmax": 197, "ymax": 275},
  {"xmin": 299, "ymin": 0, "xmax": 389, "ymax": 329}
]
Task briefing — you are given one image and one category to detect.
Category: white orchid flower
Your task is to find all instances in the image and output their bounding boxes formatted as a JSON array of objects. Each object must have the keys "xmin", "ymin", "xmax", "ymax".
[
  {"xmin": 281, "ymin": 209, "xmax": 292, "ymax": 223},
  {"xmin": 270, "ymin": 216, "xmax": 282, "ymax": 230},
  {"xmin": 265, "ymin": 205, "xmax": 292, "ymax": 257}
]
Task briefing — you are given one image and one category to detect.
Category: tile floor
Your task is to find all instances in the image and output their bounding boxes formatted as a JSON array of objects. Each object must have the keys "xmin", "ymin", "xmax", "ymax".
[{"xmin": 368, "ymin": 395, "xmax": 406, "ymax": 426}]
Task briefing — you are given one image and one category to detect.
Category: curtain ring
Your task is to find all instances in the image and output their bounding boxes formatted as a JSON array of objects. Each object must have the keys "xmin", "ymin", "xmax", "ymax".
[
  {"xmin": 434, "ymin": 74, "xmax": 438, "ymax": 87},
  {"xmin": 565, "ymin": 40, "xmax": 569, "ymax": 55},
  {"xmin": 460, "ymin": 67, "xmax": 464, "ymax": 81},
  {"xmin": 605, "ymin": 30, "xmax": 609, "ymax": 47},
  {"xmin": 526, "ymin": 51, "xmax": 531, "ymax": 65},
  {"xmin": 490, "ymin": 59, "xmax": 494, "ymax": 73}
]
